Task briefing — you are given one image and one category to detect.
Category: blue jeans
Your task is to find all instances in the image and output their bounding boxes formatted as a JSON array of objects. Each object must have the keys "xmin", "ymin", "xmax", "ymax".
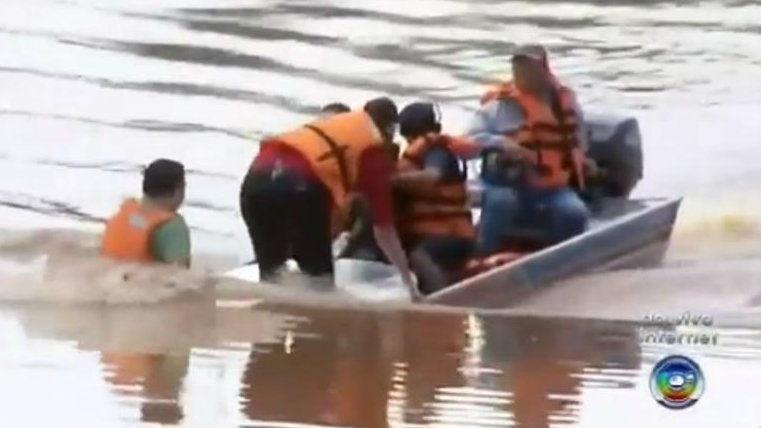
[{"xmin": 476, "ymin": 185, "xmax": 590, "ymax": 255}]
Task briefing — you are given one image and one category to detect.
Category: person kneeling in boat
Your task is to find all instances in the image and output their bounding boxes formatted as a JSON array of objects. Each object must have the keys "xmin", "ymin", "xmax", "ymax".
[
  {"xmin": 395, "ymin": 102, "xmax": 479, "ymax": 294},
  {"xmin": 102, "ymin": 159, "xmax": 191, "ymax": 266},
  {"xmin": 239, "ymin": 97, "xmax": 416, "ymax": 293},
  {"xmin": 468, "ymin": 44, "xmax": 597, "ymax": 255}
]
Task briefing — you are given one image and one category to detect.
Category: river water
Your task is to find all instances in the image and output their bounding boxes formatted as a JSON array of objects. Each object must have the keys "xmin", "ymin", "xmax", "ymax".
[{"xmin": 1, "ymin": 0, "xmax": 761, "ymax": 427}]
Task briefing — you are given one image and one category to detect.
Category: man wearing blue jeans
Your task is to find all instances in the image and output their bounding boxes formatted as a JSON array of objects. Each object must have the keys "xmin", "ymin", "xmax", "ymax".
[{"xmin": 467, "ymin": 44, "xmax": 595, "ymax": 255}]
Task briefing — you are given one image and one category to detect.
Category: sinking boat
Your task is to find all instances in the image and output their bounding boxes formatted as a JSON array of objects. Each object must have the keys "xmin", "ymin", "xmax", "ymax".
[{"xmin": 223, "ymin": 113, "xmax": 682, "ymax": 308}]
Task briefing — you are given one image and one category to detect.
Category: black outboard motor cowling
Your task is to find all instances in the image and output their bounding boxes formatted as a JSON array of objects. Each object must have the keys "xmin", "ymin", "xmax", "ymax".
[{"xmin": 584, "ymin": 113, "xmax": 644, "ymax": 198}]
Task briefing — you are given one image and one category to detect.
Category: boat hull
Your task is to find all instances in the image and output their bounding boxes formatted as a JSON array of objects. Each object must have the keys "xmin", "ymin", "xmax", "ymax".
[{"xmin": 425, "ymin": 197, "xmax": 681, "ymax": 308}]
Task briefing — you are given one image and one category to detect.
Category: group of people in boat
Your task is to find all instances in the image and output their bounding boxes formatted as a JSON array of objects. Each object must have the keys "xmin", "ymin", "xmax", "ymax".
[{"xmin": 100, "ymin": 44, "xmax": 601, "ymax": 298}]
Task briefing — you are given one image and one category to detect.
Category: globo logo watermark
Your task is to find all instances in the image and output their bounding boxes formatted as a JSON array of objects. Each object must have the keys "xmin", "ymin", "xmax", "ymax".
[{"xmin": 650, "ymin": 355, "xmax": 705, "ymax": 409}]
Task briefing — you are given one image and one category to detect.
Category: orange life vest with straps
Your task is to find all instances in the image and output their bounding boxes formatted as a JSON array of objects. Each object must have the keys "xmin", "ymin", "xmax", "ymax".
[
  {"xmin": 101, "ymin": 198, "xmax": 175, "ymax": 262},
  {"xmin": 482, "ymin": 81, "xmax": 585, "ymax": 189},
  {"xmin": 396, "ymin": 134, "xmax": 476, "ymax": 241},
  {"xmin": 272, "ymin": 111, "xmax": 384, "ymax": 222}
]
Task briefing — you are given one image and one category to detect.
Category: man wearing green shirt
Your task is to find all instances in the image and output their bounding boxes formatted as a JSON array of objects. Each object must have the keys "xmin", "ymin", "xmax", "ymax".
[
  {"xmin": 150, "ymin": 208, "xmax": 191, "ymax": 266},
  {"xmin": 102, "ymin": 159, "xmax": 191, "ymax": 267}
]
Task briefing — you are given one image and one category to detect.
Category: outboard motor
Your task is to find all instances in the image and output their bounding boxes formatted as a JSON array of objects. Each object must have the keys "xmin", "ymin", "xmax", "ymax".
[{"xmin": 584, "ymin": 113, "xmax": 644, "ymax": 198}]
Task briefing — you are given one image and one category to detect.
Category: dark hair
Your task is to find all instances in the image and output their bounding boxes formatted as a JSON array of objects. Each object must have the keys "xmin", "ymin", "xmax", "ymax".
[
  {"xmin": 363, "ymin": 97, "xmax": 398, "ymax": 134},
  {"xmin": 399, "ymin": 102, "xmax": 441, "ymax": 139},
  {"xmin": 143, "ymin": 159, "xmax": 185, "ymax": 198},
  {"xmin": 321, "ymin": 102, "xmax": 351, "ymax": 115}
]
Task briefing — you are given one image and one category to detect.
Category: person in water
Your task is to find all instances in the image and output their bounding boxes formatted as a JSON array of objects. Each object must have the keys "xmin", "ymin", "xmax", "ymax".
[
  {"xmin": 394, "ymin": 102, "xmax": 480, "ymax": 294},
  {"xmin": 316, "ymin": 101, "xmax": 388, "ymax": 263},
  {"xmin": 336, "ymin": 128, "xmax": 401, "ymax": 263},
  {"xmin": 102, "ymin": 159, "xmax": 191, "ymax": 266},
  {"xmin": 239, "ymin": 97, "xmax": 416, "ymax": 293},
  {"xmin": 467, "ymin": 44, "xmax": 596, "ymax": 255}
]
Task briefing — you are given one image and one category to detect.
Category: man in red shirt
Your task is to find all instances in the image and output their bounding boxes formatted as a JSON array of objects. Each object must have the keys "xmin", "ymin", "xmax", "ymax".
[{"xmin": 240, "ymin": 98, "xmax": 416, "ymax": 294}]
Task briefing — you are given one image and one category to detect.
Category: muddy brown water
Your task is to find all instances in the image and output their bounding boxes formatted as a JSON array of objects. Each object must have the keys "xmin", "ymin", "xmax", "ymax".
[{"xmin": 1, "ymin": 0, "xmax": 761, "ymax": 427}]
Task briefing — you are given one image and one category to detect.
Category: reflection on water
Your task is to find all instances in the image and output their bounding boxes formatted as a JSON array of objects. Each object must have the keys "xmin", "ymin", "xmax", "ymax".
[
  {"xmin": 4, "ymin": 301, "xmax": 761, "ymax": 428},
  {"xmin": 102, "ymin": 352, "xmax": 189, "ymax": 425},
  {"xmin": 240, "ymin": 306, "xmax": 394, "ymax": 427},
  {"xmin": 0, "ymin": 302, "xmax": 640, "ymax": 428}
]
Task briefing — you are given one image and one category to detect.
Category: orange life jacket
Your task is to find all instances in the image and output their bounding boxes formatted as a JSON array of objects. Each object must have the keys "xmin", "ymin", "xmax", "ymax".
[
  {"xmin": 101, "ymin": 198, "xmax": 175, "ymax": 262},
  {"xmin": 482, "ymin": 81, "xmax": 585, "ymax": 189},
  {"xmin": 272, "ymin": 111, "xmax": 384, "ymax": 223},
  {"xmin": 396, "ymin": 134, "xmax": 476, "ymax": 241},
  {"xmin": 102, "ymin": 353, "xmax": 160, "ymax": 385}
]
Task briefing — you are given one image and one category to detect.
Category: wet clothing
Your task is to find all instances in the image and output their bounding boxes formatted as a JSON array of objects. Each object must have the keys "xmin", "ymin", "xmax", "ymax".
[
  {"xmin": 102, "ymin": 198, "xmax": 189, "ymax": 264},
  {"xmin": 242, "ymin": 111, "xmax": 396, "ymax": 281},
  {"xmin": 253, "ymin": 142, "xmax": 395, "ymax": 229},
  {"xmin": 151, "ymin": 216, "xmax": 191, "ymax": 265},
  {"xmin": 258, "ymin": 111, "xmax": 390, "ymax": 225},
  {"xmin": 240, "ymin": 168, "xmax": 334, "ymax": 280}
]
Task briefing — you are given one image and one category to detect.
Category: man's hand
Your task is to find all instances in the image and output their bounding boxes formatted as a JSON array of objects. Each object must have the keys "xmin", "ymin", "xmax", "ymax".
[
  {"xmin": 583, "ymin": 157, "xmax": 600, "ymax": 177},
  {"xmin": 401, "ymin": 273, "xmax": 422, "ymax": 301},
  {"xmin": 373, "ymin": 225, "xmax": 419, "ymax": 301},
  {"xmin": 501, "ymin": 138, "xmax": 534, "ymax": 162}
]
